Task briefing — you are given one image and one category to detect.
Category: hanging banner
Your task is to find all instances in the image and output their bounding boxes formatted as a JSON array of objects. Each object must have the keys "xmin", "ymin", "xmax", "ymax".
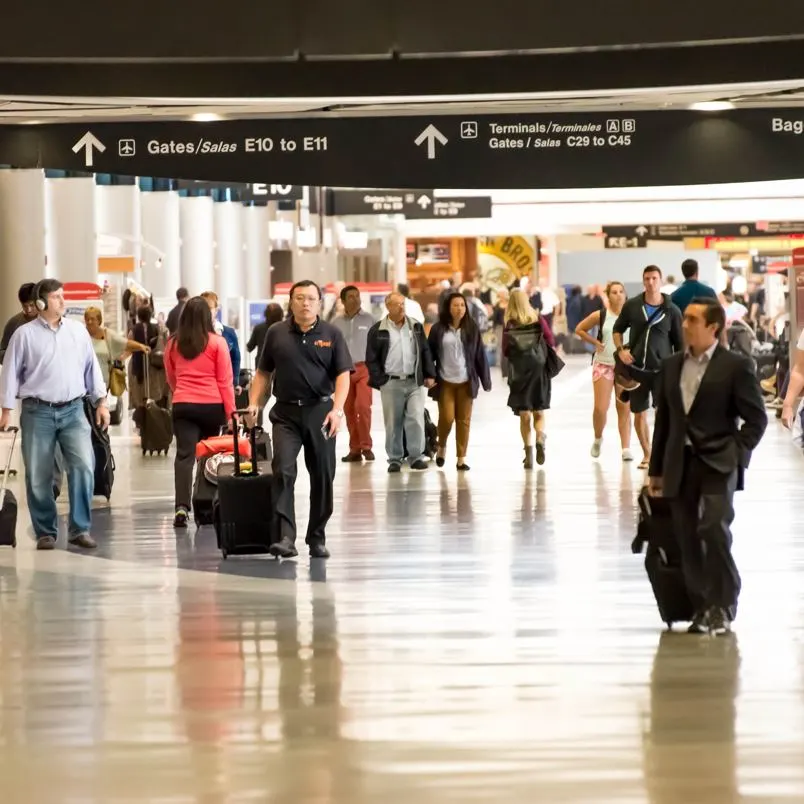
[{"xmin": 477, "ymin": 236, "xmax": 536, "ymax": 287}]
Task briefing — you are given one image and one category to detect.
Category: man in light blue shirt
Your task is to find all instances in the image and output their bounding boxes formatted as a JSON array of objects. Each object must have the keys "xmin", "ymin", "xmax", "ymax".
[{"xmin": 0, "ymin": 279, "xmax": 109, "ymax": 550}]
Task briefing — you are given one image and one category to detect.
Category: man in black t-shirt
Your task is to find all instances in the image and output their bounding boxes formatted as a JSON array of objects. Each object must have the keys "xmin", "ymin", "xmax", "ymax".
[{"xmin": 246, "ymin": 280, "xmax": 353, "ymax": 560}]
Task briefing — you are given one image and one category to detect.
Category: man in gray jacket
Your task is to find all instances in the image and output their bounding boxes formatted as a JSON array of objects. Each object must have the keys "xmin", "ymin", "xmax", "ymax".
[{"xmin": 365, "ymin": 292, "xmax": 436, "ymax": 473}]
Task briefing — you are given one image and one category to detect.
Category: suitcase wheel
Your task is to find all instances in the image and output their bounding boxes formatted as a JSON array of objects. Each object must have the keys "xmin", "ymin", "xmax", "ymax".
[
  {"xmin": 221, "ymin": 549, "xmax": 228, "ymax": 560},
  {"xmin": 11, "ymin": 538, "xmax": 16, "ymax": 549},
  {"xmin": 141, "ymin": 449, "xmax": 146, "ymax": 456}
]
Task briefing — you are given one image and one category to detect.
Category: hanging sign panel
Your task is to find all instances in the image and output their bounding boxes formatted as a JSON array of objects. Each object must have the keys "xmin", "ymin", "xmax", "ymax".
[{"xmin": 4, "ymin": 110, "xmax": 804, "ymax": 189}]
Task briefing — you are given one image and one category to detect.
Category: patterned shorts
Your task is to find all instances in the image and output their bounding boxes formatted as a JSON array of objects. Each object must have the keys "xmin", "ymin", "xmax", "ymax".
[{"xmin": 592, "ymin": 363, "xmax": 615, "ymax": 383}]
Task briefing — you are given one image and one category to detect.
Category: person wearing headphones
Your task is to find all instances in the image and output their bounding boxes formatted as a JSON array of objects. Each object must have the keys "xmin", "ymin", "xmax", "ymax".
[
  {"xmin": 0, "ymin": 279, "xmax": 109, "ymax": 551},
  {"xmin": 245, "ymin": 280, "xmax": 353, "ymax": 561}
]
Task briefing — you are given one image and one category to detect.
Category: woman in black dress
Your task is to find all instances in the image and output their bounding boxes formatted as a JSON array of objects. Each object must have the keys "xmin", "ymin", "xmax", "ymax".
[{"xmin": 503, "ymin": 289, "xmax": 557, "ymax": 468}]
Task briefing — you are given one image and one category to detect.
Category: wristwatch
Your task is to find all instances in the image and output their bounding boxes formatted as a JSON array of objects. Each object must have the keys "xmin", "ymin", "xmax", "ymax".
[{"xmin": 333, "ymin": 408, "xmax": 344, "ymax": 419}]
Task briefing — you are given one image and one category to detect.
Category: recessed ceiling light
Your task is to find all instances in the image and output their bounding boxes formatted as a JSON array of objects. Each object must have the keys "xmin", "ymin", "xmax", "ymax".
[
  {"xmin": 690, "ymin": 101, "xmax": 735, "ymax": 112},
  {"xmin": 191, "ymin": 113, "xmax": 222, "ymax": 122}
]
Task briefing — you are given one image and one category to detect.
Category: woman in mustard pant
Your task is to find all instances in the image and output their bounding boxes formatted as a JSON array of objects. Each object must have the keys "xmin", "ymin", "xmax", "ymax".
[{"xmin": 427, "ymin": 292, "xmax": 492, "ymax": 471}]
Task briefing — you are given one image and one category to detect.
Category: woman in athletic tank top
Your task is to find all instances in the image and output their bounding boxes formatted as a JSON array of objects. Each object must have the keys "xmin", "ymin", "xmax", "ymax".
[{"xmin": 575, "ymin": 282, "xmax": 633, "ymax": 461}]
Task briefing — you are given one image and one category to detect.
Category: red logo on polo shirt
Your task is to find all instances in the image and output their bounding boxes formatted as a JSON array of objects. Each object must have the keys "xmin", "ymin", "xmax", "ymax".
[{"xmin": 314, "ymin": 339, "xmax": 332, "ymax": 348}]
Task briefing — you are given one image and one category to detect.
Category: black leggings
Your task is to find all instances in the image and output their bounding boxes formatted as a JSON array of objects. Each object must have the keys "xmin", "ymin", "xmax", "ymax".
[{"xmin": 172, "ymin": 403, "xmax": 226, "ymax": 510}]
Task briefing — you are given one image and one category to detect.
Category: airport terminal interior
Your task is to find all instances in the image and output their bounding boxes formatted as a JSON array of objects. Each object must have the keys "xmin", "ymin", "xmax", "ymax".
[{"xmin": 5, "ymin": 7, "xmax": 804, "ymax": 800}]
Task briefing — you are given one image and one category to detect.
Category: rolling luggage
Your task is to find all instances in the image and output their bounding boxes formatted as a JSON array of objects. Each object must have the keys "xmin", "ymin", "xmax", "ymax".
[
  {"xmin": 631, "ymin": 487, "xmax": 695, "ymax": 628},
  {"xmin": 84, "ymin": 398, "xmax": 115, "ymax": 500},
  {"xmin": 192, "ymin": 431, "xmax": 252, "ymax": 526},
  {"xmin": 213, "ymin": 413, "xmax": 277, "ymax": 559},
  {"xmin": 139, "ymin": 361, "xmax": 173, "ymax": 456},
  {"xmin": 0, "ymin": 427, "xmax": 18, "ymax": 548}
]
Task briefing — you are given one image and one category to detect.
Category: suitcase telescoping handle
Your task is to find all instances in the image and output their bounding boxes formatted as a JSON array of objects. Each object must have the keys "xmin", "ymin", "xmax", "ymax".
[
  {"xmin": 0, "ymin": 427, "xmax": 19, "ymax": 511},
  {"xmin": 232, "ymin": 410, "xmax": 259, "ymax": 477}
]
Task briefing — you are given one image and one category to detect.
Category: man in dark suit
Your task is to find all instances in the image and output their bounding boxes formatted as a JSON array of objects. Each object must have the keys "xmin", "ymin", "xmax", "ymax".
[{"xmin": 649, "ymin": 296, "xmax": 767, "ymax": 636}]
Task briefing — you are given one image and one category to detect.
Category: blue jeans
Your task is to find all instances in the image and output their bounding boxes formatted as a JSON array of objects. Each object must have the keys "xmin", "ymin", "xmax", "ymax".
[
  {"xmin": 380, "ymin": 379, "xmax": 425, "ymax": 464},
  {"xmin": 20, "ymin": 398, "xmax": 94, "ymax": 539}
]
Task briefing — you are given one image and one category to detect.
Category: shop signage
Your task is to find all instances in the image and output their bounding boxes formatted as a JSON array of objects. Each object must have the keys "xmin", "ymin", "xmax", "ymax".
[
  {"xmin": 478, "ymin": 236, "xmax": 536, "ymax": 279},
  {"xmin": 327, "ymin": 189, "xmax": 434, "ymax": 215},
  {"xmin": 406, "ymin": 195, "xmax": 492, "ymax": 219},
  {"xmin": 7, "ymin": 110, "xmax": 804, "ymax": 189},
  {"xmin": 603, "ymin": 221, "xmax": 804, "ymax": 248}
]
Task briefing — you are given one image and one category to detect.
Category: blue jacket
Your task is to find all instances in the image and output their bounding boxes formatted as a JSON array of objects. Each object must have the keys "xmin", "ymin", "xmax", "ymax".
[
  {"xmin": 670, "ymin": 279, "xmax": 717, "ymax": 313},
  {"xmin": 220, "ymin": 324, "xmax": 241, "ymax": 386}
]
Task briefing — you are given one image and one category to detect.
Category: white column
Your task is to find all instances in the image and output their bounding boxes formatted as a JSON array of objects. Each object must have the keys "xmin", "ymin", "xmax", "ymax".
[
  {"xmin": 243, "ymin": 204, "xmax": 270, "ymax": 299},
  {"xmin": 0, "ymin": 169, "xmax": 46, "ymax": 325},
  {"xmin": 95, "ymin": 184, "xmax": 142, "ymax": 280},
  {"xmin": 213, "ymin": 201, "xmax": 244, "ymax": 303},
  {"xmin": 45, "ymin": 176, "xmax": 97, "ymax": 283},
  {"xmin": 179, "ymin": 195, "xmax": 214, "ymax": 295},
  {"xmin": 140, "ymin": 191, "xmax": 181, "ymax": 299},
  {"xmin": 392, "ymin": 226, "xmax": 407, "ymax": 286}
]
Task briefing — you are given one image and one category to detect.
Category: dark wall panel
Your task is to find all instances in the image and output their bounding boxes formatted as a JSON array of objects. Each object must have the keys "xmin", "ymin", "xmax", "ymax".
[
  {"xmin": 395, "ymin": 0, "xmax": 804, "ymax": 54},
  {"xmin": 1, "ymin": 0, "xmax": 804, "ymax": 61},
  {"xmin": 300, "ymin": 0, "xmax": 393, "ymax": 57}
]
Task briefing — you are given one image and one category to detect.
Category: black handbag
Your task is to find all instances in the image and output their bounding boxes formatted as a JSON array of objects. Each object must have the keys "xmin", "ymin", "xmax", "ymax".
[{"xmin": 545, "ymin": 343, "xmax": 565, "ymax": 379}]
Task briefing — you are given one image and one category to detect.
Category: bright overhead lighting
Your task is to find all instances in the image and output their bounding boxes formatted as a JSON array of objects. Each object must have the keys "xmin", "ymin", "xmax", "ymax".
[
  {"xmin": 191, "ymin": 112, "xmax": 222, "ymax": 122},
  {"xmin": 690, "ymin": 101, "xmax": 735, "ymax": 112}
]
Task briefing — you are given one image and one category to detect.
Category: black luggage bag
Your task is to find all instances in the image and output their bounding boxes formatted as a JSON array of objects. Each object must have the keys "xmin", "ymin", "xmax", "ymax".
[
  {"xmin": 213, "ymin": 413, "xmax": 277, "ymax": 559},
  {"xmin": 0, "ymin": 427, "xmax": 19, "ymax": 547},
  {"xmin": 138, "ymin": 361, "xmax": 173, "ymax": 456},
  {"xmin": 84, "ymin": 398, "xmax": 115, "ymax": 500},
  {"xmin": 631, "ymin": 487, "xmax": 695, "ymax": 628},
  {"xmin": 192, "ymin": 456, "xmax": 217, "ymax": 526}
]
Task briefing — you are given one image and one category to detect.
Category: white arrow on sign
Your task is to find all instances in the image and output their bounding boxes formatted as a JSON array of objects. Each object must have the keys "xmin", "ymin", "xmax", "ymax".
[
  {"xmin": 414, "ymin": 124, "xmax": 448, "ymax": 160},
  {"xmin": 416, "ymin": 194, "xmax": 432, "ymax": 209},
  {"xmin": 635, "ymin": 225, "xmax": 648, "ymax": 237},
  {"xmin": 72, "ymin": 131, "xmax": 106, "ymax": 168}
]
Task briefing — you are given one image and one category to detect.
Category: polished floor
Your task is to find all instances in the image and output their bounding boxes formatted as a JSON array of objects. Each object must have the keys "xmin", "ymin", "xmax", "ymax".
[{"xmin": 0, "ymin": 358, "xmax": 802, "ymax": 802}]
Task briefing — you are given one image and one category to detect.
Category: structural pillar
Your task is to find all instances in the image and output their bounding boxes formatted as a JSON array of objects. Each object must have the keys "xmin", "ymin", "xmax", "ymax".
[
  {"xmin": 95, "ymin": 184, "xmax": 142, "ymax": 282},
  {"xmin": 179, "ymin": 195, "xmax": 215, "ymax": 295},
  {"xmin": 243, "ymin": 204, "xmax": 270, "ymax": 299},
  {"xmin": 0, "ymin": 169, "xmax": 46, "ymax": 326},
  {"xmin": 140, "ymin": 190, "xmax": 181, "ymax": 300},
  {"xmin": 392, "ymin": 225, "xmax": 407, "ymax": 287},
  {"xmin": 45, "ymin": 176, "xmax": 97, "ymax": 283},
  {"xmin": 213, "ymin": 200, "xmax": 244, "ymax": 305}
]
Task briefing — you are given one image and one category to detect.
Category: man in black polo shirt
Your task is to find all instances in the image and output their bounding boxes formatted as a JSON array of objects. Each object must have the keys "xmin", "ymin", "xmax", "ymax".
[{"xmin": 246, "ymin": 280, "xmax": 353, "ymax": 560}]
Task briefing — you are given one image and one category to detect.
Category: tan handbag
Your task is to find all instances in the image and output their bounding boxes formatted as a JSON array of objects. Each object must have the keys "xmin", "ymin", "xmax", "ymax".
[{"xmin": 109, "ymin": 360, "xmax": 127, "ymax": 397}]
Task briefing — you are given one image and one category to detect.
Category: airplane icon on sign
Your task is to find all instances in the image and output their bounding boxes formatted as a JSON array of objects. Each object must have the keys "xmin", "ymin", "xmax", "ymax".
[{"xmin": 118, "ymin": 139, "xmax": 136, "ymax": 157}]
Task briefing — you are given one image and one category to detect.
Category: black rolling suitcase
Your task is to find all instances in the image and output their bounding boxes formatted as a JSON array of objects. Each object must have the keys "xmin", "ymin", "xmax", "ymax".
[
  {"xmin": 192, "ymin": 457, "xmax": 217, "ymax": 525},
  {"xmin": 84, "ymin": 398, "xmax": 115, "ymax": 500},
  {"xmin": 213, "ymin": 412, "xmax": 277, "ymax": 559},
  {"xmin": 0, "ymin": 427, "xmax": 19, "ymax": 547},
  {"xmin": 139, "ymin": 361, "xmax": 173, "ymax": 456},
  {"xmin": 631, "ymin": 487, "xmax": 695, "ymax": 629}
]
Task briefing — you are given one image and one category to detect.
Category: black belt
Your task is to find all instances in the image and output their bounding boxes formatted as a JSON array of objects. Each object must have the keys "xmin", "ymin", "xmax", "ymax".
[
  {"xmin": 276, "ymin": 397, "xmax": 330, "ymax": 407},
  {"xmin": 388, "ymin": 374, "xmax": 414, "ymax": 380},
  {"xmin": 24, "ymin": 396, "xmax": 82, "ymax": 409}
]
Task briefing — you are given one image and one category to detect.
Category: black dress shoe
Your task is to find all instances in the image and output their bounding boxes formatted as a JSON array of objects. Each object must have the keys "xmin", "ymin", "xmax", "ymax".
[
  {"xmin": 410, "ymin": 459, "xmax": 429, "ymax": 471},
  {"xmin": 457, "ymin": 462, "xmax": 470, "ymax": 471},
  {"xmin": 341, "ymin": 452, "xmax": 363, "ymax": 463},
  {"xmin": 435, "ymin": 455, "xmax": 445, "ymax": 468},
  {"xmin": 388, "ymin": 462, "xmax": 402, "ymax": 473},
  {"xmin": 269, "ymin": 538, "xmax": 299, "ymax": 559},
  {"xmin": 309, "ymin": 542, "xmax": 330, "ymax": 559}
]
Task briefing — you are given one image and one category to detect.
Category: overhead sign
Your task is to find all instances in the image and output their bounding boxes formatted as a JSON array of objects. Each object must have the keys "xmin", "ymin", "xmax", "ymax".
[
  {"xmin": 603, "ymin": 221, "xmax": 804, "ymax": 248},
  {"xmin": 175, "ymin": 180, "xmax": 303, "ymax": 200},
  {"xmin": 406, "ymin": 195, "xmax": 492, "ymax": 219},
  {"xmin": 6, "ymin": 110, "xmax": 804, "ymax": 188},
  {"xmin": 327, "ymin": 189, "xmax": 434, "ymax": 216}
]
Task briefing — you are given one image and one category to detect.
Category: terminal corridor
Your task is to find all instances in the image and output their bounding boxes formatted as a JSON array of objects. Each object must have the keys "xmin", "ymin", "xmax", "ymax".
[{"xmin": 0, "ymin": 359, "xmax": 800, "ymax": 803}]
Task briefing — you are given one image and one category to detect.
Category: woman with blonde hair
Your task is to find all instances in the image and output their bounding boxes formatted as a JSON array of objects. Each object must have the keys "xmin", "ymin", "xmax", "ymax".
[
  {"xmin": 503, "ymin": 289, "xmax": 558, "ymax": 468},
  {"xmin": 575, "ymin": 281, "xmax": 633, "ymax": 461}
]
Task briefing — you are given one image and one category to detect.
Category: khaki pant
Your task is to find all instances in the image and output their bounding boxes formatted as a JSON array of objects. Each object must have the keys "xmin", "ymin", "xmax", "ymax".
[{"xmin": 437, "ymin": 381, "xmax": 473, "ymax": 458}]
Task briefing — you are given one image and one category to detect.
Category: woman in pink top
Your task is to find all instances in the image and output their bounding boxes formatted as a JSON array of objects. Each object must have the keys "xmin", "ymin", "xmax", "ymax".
[{"xmin": 165, "ymin": 297, "xmax": 236, "ymax": 528}]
